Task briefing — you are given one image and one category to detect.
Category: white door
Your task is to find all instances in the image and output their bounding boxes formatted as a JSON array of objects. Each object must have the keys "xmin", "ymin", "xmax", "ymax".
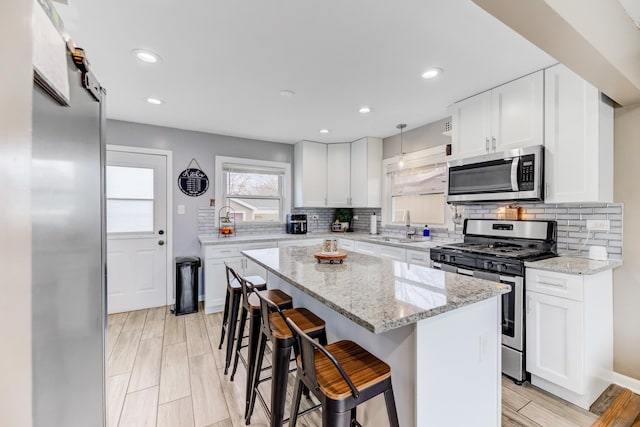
[
  {"xmin": 450, "ymin": 91, "xmax": 492, "ymax": 159},
  {"xmin": 326, "ymin": 143, "xmax": 351, "ymax": 206},
  {"xmin": 106, "ymin": 149, "xmax": 168, "ymax": 314},
  {"xmin": 492, "ymin": 70, "xmax": 544, "ymax": 152},
  {"xmin": 526, "ymin": 291, "xmax": 584, "ymax": 393}
]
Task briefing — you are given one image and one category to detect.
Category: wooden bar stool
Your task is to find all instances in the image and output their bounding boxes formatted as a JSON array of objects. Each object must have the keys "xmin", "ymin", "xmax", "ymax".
[
  {"xmin": 247, "ymin": 291, "xmax": 327, "ymax": 426},
  {"xmin": 230, "ymin": 277, "xmax": 293, "ymax": 418},
  {"xmin": 286, "ymin": 317, "xmax": 400, "ymax": 427},
  {"xmin": 219, "ymin": 263, "xmax": 267, "ymax": 375}
]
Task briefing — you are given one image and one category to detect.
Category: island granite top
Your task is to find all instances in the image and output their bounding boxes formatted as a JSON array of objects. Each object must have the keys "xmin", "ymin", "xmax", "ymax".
[
  {"xmin": 525, "ymin": 255, "xmax": 623, "ymax": 275},
  {"xmin": 242, "ymin": 246, "xmax": 510, "ymax": 334}
]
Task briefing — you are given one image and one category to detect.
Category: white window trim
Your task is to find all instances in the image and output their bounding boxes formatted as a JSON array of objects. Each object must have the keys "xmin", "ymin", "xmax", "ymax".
[
  {"xmin": 382, "ymin": 145, "xmax": 454, "ymax": 229},
  {"xmin": 214, "ymin": 156, "xmax": 291, "ymax": 226}
]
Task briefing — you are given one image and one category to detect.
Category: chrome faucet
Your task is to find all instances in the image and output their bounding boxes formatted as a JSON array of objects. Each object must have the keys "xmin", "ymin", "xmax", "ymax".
[{"xmin": 405, "ymin": 210, "xmax": 416, "ymax": 239}]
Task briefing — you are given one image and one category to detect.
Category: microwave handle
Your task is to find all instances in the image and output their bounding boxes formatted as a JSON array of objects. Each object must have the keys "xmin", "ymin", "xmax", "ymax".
[{"xmin": 511, "ymin": 157, "xmax": 520, "ymax": 191}]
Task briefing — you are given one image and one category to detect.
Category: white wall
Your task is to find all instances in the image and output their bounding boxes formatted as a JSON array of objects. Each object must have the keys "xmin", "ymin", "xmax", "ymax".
[
  {"xmin": 613, "ymin": 104, "xmax": 640, "ymax": 380},
  {"xmin": 383, "ymin": 117, "xmax": 451, "ymax": 159},
  {"xmin": 0, "ymin": 1, "xmax": 33, "ymax": 426},
  {"xmin": 107, "ymin": 119, "xmax": 294, "ymax": 259}
]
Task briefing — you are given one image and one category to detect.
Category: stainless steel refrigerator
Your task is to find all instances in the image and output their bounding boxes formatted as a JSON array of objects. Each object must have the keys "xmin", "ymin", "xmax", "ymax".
[{"xmin": 31, "ymin": 48, "xmax": 107, "ymax": 426}]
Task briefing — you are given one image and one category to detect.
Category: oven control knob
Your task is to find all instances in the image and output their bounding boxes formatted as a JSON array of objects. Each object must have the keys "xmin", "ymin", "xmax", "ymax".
[
  {"xmin": 483, "ymin": 261, "xmax": 493, "ymax": 270},
  {"xmin": 496, "ymin": 264, "xmax": 507, "ymax": 273},
  {"xmin": 450, "ymin": 256, "xmax": 455, "ymax": 264},
  {"xmin": 439, "ymin": 254, "xmax": 446, "ymax": 261}
]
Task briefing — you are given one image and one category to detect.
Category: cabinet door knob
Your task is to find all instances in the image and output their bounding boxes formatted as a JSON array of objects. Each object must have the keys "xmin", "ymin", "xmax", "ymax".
[
  {"xmin": 158, "ymin": 240, "xmax": 165, "ymax": 246},
  {"xmin": 485, "ymin": 138, "xmax": 490, "ymax": 152},
  {"xmin": 492, "ymin": 137, "xmax": 496, "ymax": 152}
]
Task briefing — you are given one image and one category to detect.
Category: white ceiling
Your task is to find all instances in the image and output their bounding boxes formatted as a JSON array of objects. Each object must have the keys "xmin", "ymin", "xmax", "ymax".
[
  {"xmin": 56, "ymin": 0, "xmax": 555, "ymax": 144},
  {"xmin": 619, "ymin": 0, "xmax": 640, "ymax": 28}
]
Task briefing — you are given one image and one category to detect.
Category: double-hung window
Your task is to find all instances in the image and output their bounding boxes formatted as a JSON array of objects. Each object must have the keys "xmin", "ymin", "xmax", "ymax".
[
  {"xmin": 383, "ymin": 147, "xmax": 449, "ymax": 226},
  {"xmin": 215, "ymin": 156, "xmax": 291, "ymax": 224}
]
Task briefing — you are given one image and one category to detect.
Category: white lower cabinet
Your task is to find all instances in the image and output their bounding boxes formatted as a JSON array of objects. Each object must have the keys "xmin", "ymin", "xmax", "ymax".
[
  {"xmin": 203, "ymin": 257, "xmax": 242, "ymax": 315},
  {"xmin": 277, "ymin": 238, "xmax": 323, "ymax": 248},
  {"xmin": 202, "ymin": 242, "xmax": 277, "ymax": 314},
  {"xmin": 354, "ymin": 240, "xmax": 406, "ymax": 261},
  {"xmin": 525, "ymin": 268, "xmax": 613, "ymax": 409},
  {"xmin": 354, "ymin": 241, "xmax": 379, "ymax": 257},
  {"xmin": 379, "ymin": 245, "xmax": 406, "ymax": 261},
  {"xmin": 406, "ymin": 249, "xmax": 431, "ymax": 267},
  {"xmin": 338, "ymin": 238, "xmax": 355, "ymax": 251}
]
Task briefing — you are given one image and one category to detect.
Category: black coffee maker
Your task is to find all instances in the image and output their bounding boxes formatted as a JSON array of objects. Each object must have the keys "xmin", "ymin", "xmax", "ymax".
[{"xmin": 286, "ymin": 214, "xmax": 307, "ymax": 234}]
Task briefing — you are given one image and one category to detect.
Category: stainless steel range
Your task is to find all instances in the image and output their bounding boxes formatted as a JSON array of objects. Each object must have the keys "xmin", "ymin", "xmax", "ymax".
[{"xmin": 430, "ymin": 219, "xmax": 558, "ymax": 383}]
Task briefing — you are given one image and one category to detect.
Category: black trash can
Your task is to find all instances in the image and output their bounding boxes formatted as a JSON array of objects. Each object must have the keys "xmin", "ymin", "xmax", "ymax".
[{"xmin": 174, "ymin": 256, "xmax": 201, "ymax": 315}]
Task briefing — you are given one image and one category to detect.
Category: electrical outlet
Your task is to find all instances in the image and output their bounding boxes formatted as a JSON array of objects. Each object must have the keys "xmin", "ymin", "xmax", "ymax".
[
  {"xmin": 586, "ymin": 219, "xmax": 610, "ymax": 231},
  {"xmin": 353, "ymin": 215, "xmax": 359, "ymax": 220},
  {"xmin": 311, "ymin": 214, "xmax": 318, "ymax": 220}
]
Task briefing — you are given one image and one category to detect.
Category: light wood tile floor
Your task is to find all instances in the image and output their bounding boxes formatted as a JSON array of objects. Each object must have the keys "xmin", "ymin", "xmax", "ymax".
[{"xmin": 107, "ymin": 306, "xmax": 605, "ymax": 427}]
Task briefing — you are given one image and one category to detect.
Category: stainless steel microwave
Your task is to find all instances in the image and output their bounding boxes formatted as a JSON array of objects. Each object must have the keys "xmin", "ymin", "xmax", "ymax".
[{"xmin": 447, "ymin": 145, "xmax": 544, "ymax": 203}]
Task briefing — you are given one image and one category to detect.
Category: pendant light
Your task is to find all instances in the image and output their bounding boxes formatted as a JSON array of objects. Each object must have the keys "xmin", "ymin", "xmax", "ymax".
[{"xmin": 396, "ymin": 123, "xmax": 407, "ymax": 168}]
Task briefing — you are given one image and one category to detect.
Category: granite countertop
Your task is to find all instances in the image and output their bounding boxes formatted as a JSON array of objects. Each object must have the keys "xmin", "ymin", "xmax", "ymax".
[
  {"xmin": 243, "ymin": 246, "xmax": 510, "ymax": 334},
  {"xmin": 525, "ymin": 256, "xmax": 623, "ymax": 275},
  {"xmin": 199, "ymin": 232, "xmax": 445, "ymax": 252}
]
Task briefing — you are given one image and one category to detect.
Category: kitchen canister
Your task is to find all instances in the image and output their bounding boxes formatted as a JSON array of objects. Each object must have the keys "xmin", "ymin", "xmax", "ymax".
[{"xmin": 323, "ymin": 239, "xmax": 338, "ymax": 254}]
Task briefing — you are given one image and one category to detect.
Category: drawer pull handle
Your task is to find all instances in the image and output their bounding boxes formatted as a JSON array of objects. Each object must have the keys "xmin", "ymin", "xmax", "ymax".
[{"xmin": 537, "ymin": 280, "xmax": 566, "ymax": 288}]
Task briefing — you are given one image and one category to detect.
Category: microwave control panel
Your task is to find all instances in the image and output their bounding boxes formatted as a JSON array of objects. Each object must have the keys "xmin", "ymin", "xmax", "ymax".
[{"xmin": 519, "ymin": 154, "xmax": 535, "ymax": 190}]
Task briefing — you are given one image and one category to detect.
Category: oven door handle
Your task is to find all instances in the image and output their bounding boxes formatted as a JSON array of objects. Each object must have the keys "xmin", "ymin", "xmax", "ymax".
[
  {"xmin": 499, "ymin": 275, "xmax": 518, "ymax": 284},
  {"xmin": 511, "ymin": 157, "xmax": 520, "ymax": 192}
]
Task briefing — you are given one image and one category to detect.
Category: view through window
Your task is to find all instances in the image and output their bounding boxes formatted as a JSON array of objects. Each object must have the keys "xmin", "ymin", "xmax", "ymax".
[
  {"xmin": 389, "ymin": 164, "xmax": 447, "ymax": 225},
  {"xmin": 222, "ymin": 163, "xmax": 285, "ymax": 223}
]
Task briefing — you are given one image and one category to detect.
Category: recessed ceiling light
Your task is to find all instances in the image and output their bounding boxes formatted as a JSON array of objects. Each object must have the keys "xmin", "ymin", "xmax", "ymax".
[
  {"xmin": 146, "ymin": 97, "xmax": 164, "ymax": 105},
  {"xmin": 320, "ymin": 129, "xmax": 329, "ymax": 134},
  {"xmin": 358, "ymin": 106, "xmax": 371, "ymax": 114},
  {"xmin": 132, "ymin": 49, "xmax": 160, "ymax": 64},
  {"xmin": 422, "ymin": 67, "xmax": 443, "ymax": 79},
  {"xmin": 280, "ymin": 90, "xmax": 295, "ymax": 97}
]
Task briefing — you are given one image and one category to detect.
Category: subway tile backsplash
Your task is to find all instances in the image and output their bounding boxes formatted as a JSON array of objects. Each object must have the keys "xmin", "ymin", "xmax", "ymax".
[
  {"xmin": 460, "ymin": 202, "xmax": 624, "ymax": 260},
  {"xmin": 198, "ymin": 202, "xmax": 624, "ymax": 260}
]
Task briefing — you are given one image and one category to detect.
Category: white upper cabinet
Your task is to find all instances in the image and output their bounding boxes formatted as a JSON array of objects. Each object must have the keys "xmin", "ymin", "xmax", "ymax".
[
  {"xmin": 294, "ymin": 141, "xmax": 327, "ymax": 207},
  {"xmin": 294, "ymin": 137, "xmax": 382, "ymax": 208},
  {"xmin": 544, "ymin": 64, "xmax": 613, "ymax": 204},
  {"xmin": 326, "ymin": 143, "xmax": 351, "ymax": 206},
  {"xmin": 350, "ymin": 137, "xmax": 382, "ymax": 207},
  {"xmin": 450, "ymin": 91, "xmax": 493, "ymax": 159},
  {"xmin": 450, "ymin": 71, "xmax": 544, "ymax": 159}
]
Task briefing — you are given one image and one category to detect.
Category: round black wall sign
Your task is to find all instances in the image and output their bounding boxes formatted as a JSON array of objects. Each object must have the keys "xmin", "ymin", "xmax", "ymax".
[{"xmin": 178, "ymin": 168, "xmax": 209, "ymax": 196}]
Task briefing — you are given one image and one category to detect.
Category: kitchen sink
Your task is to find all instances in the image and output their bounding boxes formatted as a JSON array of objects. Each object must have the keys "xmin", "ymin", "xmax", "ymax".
[{"xmin": 367, "ymin": 236, "xmax": 422, "ymax": 244}]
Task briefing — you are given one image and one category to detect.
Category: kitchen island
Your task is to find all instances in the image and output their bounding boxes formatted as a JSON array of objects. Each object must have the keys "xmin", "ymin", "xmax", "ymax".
[{"xmin": 243, "ymin": 245, "xmax": 510, "ymax": 427}]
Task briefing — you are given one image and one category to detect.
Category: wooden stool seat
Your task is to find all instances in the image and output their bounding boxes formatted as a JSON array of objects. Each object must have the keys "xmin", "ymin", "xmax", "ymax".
[
  {"xmin": 269, "ymin": 308, "xmax": 325, "ymax": 340},
  {"xmin": 247, "ymin": 293, "xmax": 328, "ymax": 426},
  {"xmin": 287, "ymin": 318, "xmax": 400, "ymax": 427},
  {"xmin": 315, "ymin": 340, "xmax": 391, "ymax": 400},
  {"xmin": 247, "ymin": 289, "xmax": 291, "ymax": 310}
]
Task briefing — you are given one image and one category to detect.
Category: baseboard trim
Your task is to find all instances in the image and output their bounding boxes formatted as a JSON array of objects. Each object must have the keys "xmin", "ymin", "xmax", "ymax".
[{"xmin": 613, "ymin": 371, "xmax": 640, "ymax": 394}]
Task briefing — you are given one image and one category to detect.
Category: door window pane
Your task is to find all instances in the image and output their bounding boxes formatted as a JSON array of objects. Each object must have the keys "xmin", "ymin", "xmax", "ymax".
[
  {"xmin": 106, "ymin": 165, "xmax": 155, "ymax": 233},
  {"xmin": 107, "ymin": 200, "xmax": 154, "ymax": 233},
  {"xmin": 106, "ymin": 166, "xmax": 154, "ymax": 199}
]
